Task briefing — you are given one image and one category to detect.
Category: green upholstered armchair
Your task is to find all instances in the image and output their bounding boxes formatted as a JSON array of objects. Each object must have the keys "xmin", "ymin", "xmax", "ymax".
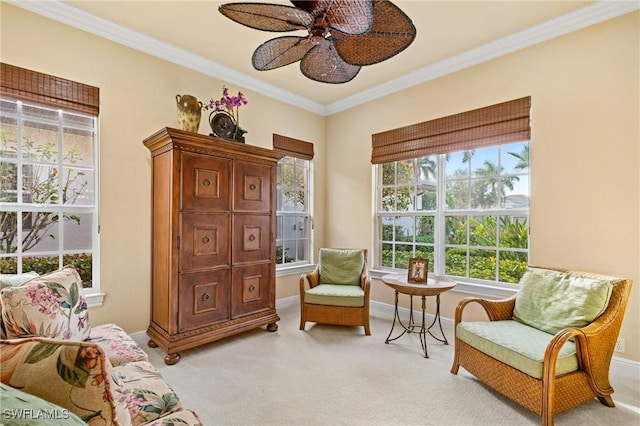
[
  {"xmin": 299, "ymin": 248, "xmax": 371, "ymax": 335},
  {"xmin": 450, "ymin": 267, "xmax": 633, "ymax": 426}
]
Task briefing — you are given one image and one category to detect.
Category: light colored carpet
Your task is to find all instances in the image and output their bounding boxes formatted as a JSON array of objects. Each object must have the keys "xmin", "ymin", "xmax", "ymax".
[{"xmin": 135, "ymin": 304, "xmax": 640, "ymax": 426}]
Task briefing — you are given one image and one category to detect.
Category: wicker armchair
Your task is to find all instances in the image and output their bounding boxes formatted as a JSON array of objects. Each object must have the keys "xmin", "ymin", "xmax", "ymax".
[
  {"xmin": 450, "ymin": 267, "xmax": 633, "ymax": 426},
  {"xmin": 299, "ymin": 248, "xmax": 371, "ymax": 335}
]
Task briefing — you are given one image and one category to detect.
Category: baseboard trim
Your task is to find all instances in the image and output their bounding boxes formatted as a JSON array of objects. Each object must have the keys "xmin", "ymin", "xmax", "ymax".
[{"xmin": 276, "ymin": 295, "xmax": 300, "ymax": 310}]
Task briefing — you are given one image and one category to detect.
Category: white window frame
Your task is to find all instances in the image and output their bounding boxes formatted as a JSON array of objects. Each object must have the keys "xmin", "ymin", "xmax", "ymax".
[
  {"xmin": 0, "ymin": 98, "xmax": 102, "ymax": 306},
  {"xmin": 275, "ymin": 155, "xmax": 313, "ymax": 276},
  {"xmin": 374, "ymin": 142, "xmax": 529, "ymax": 296}
]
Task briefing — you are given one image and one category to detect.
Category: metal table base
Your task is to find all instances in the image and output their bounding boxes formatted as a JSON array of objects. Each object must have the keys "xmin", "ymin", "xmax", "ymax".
[{"xmin": 384, "ymin": 291, "xmax": 449, "ymax": 358}]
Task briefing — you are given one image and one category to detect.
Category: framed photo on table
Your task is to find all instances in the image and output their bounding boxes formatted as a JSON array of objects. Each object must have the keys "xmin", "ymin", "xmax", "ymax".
[{"xmin": 408, "ymin": 258, "xmax": 428, "ymax": 283}]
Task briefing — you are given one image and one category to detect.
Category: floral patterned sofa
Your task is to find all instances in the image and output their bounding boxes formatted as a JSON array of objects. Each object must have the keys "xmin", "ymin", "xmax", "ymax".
[{"xmin": 0, "ymin": 266, "xmax": 202, "ymax": 425}]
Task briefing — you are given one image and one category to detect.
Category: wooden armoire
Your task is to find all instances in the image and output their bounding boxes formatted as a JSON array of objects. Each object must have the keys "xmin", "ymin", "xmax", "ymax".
[{"xmin": 143, "ymin": 128, "xmax": 283, "ymax": 364}]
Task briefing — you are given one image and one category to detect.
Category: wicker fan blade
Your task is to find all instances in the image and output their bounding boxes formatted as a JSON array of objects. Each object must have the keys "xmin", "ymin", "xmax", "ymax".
[
  {"xmin": 219, "ymin": 3, "xmax": 314, "ymax": 32},
  {"xmin": 291, "ymin": 0, "xmax": 373, "ymax": 35},
  {"xmin": 332, "ymin": 0, "xmax": 416, "ymax": 66},
  {"xmin": 252, "ymin": 36, "xmax": 313, "ymax": 71},
  {"xmin": 300, "ymin": 38, "xmax": 361, "ymax": 84}
]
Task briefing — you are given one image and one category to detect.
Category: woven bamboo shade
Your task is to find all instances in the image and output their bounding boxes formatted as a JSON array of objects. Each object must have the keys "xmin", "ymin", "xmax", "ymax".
[
  {"xmin": 371, "ymin": 97, "xmax": 531, "ymax": 164},
  {"xmin": 1, "ymin": 63, "xmax": 99, "ymax": 115},
  {"xmin": 273, "ymin": 134, "xmax": 315, "ymax": 160}
]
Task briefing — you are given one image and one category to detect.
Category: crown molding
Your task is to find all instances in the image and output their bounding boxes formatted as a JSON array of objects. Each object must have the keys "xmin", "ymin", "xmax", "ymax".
[
  {"xmin": 326, "ymin": 0, "xmax": 640, "ymax": 115},
  {"xmin": 4, "ymin": 0, "xmax": 328, "ymax": 116},
  {"xmin": 6, "ymin": 0, "xmax": 639, "ymax": 117}
]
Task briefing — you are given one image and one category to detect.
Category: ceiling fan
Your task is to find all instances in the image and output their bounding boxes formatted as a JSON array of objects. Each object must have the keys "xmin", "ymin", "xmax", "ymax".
[{"xmin": 219, "ymin": 0, "xmax": 416, "ymax": 84}]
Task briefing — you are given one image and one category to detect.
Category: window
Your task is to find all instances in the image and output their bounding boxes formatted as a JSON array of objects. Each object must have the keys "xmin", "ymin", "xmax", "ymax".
[
  {"xmin": 273, "ymin": 134, "xmax": 314, "ymax": 268},
  {"xmin": 0, "ymin": 63, "xmax": 100, "ymax": 296},
  {"xmin": 373, "ymin": 97, "xmax": 530, "ymax": 286}
]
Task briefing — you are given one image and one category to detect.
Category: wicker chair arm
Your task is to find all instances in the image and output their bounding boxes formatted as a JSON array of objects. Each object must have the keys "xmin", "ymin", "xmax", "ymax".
[
  {"xmin": 299, "ymin": 267, "xmax": 320, "ymax": 293},
  {"xmin": 360, "ymin": 269, "xmax": 371, "ymax": 293},
  {"xmin": 560, "ymin": 278, "xmax": 632, "ymax": 396},
  {"xmin": 362, "ymin": 277, "xmax": 371, "ymax": 296},
  {"xmin": 543, "ymin": 327, "xmax": 613, "ymax": 397},
  {"xmin": 454, "ymin": 295, "xmax": 517, "ymax": 324},
  {"xmin": 544, "ymin": 328, "xmax": 586, "ymax": 372}
]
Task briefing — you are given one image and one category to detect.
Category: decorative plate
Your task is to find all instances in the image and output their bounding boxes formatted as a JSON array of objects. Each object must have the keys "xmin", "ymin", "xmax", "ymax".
[{"xmin": 209, "ymin": 112, "xmax": 236, "ymax": 139}]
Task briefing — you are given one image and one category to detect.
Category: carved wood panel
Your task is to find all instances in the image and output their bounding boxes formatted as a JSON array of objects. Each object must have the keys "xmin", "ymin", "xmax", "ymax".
[
  {"xmin": 182, "ymin": 152, "xmax": 230, "ymax": 211},
  {"xmin": 231, "ymin": 263, "xmax": 271, "ymax": 318},
  {"xmin": 233, "ymin": 160, "xmax": 271, "ymax": 212},
  {"xmin": 232, "ymin": 214, "xmax": 270, "ymax": 263},
  {"xmin": 179, "ymin": 269, "xmax": 230, "ymax": 332},
  {"xmin": 180, "ymin": 213, "xmax": 230, "ymax": 271}
]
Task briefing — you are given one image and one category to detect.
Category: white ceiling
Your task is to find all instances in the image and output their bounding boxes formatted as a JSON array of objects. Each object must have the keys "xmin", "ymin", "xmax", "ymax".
[{"xmin": 9, "ymin": 1, "xmax": 639, "ymax": 115}]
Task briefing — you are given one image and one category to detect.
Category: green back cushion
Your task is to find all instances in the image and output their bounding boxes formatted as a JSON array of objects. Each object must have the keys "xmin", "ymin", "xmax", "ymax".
[
  {"xmin": 0, "ymin": 383, "xmax": 86, "ymax": 425},
  {"xmin": 513, "ymin": 268, "xmax": 613, "ymax": 335},
  {"xmin": 318, "ymin": 249, "xmax": 364, "ymax": 285}
]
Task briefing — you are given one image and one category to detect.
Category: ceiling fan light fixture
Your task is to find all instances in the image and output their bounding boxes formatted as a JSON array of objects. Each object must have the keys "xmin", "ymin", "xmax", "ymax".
[{"xmin": 310, "ymin": 28, "xmax": 326, "ymax": 46}]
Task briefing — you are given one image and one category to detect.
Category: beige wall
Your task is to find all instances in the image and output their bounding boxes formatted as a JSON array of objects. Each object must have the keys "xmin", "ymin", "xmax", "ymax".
[
  {"xmin": 2, "ymin": 5, "xmax": 638, "ymax": 363},
  {"xmin": 324, "ymin": 12, "xmax": 639, "ymax": 362},
  {"xmin": 0, "ymin": 4, "xmax": 325, "ymax": 333}
]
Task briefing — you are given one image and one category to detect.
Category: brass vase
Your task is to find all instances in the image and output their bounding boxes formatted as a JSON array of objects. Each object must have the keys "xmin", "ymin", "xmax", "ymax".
[{"xmin": 176, "ymin": 94, "xmax": 203, "ymax": 133}]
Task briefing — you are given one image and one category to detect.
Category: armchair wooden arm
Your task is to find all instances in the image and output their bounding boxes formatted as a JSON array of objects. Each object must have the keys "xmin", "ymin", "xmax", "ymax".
[
  {"xmin": 454, "ymin": 295, "xmax": 517, "ymax": 324},
  {"xmin": 360, "ymin": 265, "xmax": 371, "ymax": 294},
  {"xmin": 300, "ymin": 266, "xmax": 320, "ymax": 292}
]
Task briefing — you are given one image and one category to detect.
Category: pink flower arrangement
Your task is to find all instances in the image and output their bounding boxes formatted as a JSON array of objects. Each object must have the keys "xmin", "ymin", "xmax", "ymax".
[{"xmin": 204, "ymin": 85, "xmax": 247, "ymax": 124}]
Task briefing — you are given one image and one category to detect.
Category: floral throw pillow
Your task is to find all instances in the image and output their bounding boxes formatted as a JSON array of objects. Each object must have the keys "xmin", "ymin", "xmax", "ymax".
[
  {"xmin": 1, "ymin": 337, "xmax": 131, "ymax": 425},
  {"xmin": 0, "ymin": 265, "xmax": 91, "ymax": 340},
  {"xmin": 0, "ymin": 271, "xmax": 40, "ymax": 339}
]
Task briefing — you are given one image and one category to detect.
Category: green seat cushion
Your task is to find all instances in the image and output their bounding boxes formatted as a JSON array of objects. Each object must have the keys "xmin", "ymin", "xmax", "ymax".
[
  {"xmin": 0, "ymin": 383, "xmax": 86, "ymax": 425},
  {"xmin": 457, "ymin": 320, "xmax": 578, "ymax": 379},
  {"xmin": 304, "ymin": 284, "xmax": 365, "ymax": 307},
  {"xmin": 318, "ymin": 248, "xmax": 364, "ymax": 285},
  {"xmin": 513, "ymin": 268, "xmax": 613, "ymax": 335}
]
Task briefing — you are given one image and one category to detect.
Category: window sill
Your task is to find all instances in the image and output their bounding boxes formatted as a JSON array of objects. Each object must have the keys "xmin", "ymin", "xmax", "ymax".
[
  {"xmin": 85, "ymin": 291, "xmax": 105, "ymax": 308},
  {"xmin": 370, "ymin": 269, "xmax": 518, "ymax": 300},
  {"xmin": 276, "ymin": 263, "xmax": 315, "ymax": 277}
]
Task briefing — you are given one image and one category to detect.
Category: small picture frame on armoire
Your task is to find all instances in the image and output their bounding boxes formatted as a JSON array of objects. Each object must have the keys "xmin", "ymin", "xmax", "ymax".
[{"xmin": 407, "ymin": 258, "xmax": 428, "ymax": 283}]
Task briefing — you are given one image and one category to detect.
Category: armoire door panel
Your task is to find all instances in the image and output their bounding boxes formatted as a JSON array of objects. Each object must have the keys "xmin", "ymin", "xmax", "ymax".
[
  {"xmin": 182, "ymin": 152, "xmax": 230, "ymax": 211},
  {"xmin": 231, "ymin": 263, "xmax": 271, "ymax": 318},
  {"xmin": 181, "ymin": 213, "xmax": 230, "ymax": 271},
  {"xmin": 179, "ymin": 269, "xmax": 230, "ymax": 332},
  {"xmin": 232, "ymin": 214, "xmax": 271, "ymax": 263},
  {"xmin": 233, "ymin": 160, "xmax": 271, "ymax": 211}
]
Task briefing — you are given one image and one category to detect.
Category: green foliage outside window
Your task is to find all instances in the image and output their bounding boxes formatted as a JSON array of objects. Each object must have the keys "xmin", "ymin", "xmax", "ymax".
[
  {"xmin": 0, "ymin": 130, "xmax": 87, "ymax": 254},
  {"xmin": 379, "ymin": 143, "xmax": 530, "ymax": 285},
  {"xmin": 0, "ymin": 253, "xmax": 92, "ymax": 287},
  {"xmin": 382, "ymin": 247, "xmax": 526, "ymax": 283},
  {"xmin": 276, "ymin": 156, "xmax": 310, "ymax": 266},
  {"xmin": 1, "ymin": 100, "xmax": 95, "ymax": 288}
]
